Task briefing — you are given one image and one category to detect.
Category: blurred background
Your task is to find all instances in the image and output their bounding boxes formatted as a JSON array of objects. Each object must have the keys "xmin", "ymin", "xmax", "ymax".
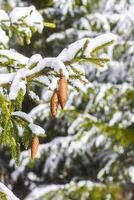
[{"xmin": 0, "ymin": 0, "xmax": 134, "ymax": 199}]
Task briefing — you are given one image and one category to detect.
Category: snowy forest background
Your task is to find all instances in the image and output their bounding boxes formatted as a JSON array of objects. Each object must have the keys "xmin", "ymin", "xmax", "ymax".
[{"xmin": 0, "ymin": 0, "xmax": 134, "ymax": 199}]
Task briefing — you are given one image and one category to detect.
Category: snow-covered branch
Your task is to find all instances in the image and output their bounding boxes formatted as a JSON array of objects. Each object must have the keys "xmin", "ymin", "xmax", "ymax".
[
  {"xmin": 0, "ymin": 33, "xmax": 116, "ymax": 99},
  {"xmin": 0, "ymin": 182, "xmax": 20, "ymax": 200},
  {"xmin": 0, "ymin": 6, "xmax": 43, "ymax": 46},
  {"xmin": 0, "ymin": 4, "xmax": 116, "ymax": 163}
]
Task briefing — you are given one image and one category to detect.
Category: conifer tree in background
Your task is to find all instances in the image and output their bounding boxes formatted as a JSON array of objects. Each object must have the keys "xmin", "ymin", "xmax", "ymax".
[{"xmin": 0, "ymin": 0, "xmax": 134, "ymax": 200}]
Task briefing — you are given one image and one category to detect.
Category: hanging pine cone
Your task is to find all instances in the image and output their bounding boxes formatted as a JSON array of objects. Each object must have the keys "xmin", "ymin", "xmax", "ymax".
[
  {"xmin": 50, "ymin": 90, "xmax": 59, "ymax": 117},
  {"xmin": 58, "ymin": 75, "xmax": 68, "ymax": 109},
  {"xmin": 31, "ymin": 135, "xmax": 39, "ymax": 160}
]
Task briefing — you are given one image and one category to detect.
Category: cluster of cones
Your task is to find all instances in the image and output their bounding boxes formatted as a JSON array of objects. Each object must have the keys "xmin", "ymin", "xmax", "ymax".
[
  {"xmin": 50, "ymin": 74, "xmax": 68, "ymax": 117},
  {"xmin": 31, "ymin": 75, "xmax": 68, "ymax": 160}
]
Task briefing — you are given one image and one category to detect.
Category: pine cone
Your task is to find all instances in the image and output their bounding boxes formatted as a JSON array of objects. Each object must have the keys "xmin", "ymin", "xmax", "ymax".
[
  {"xmin": 50, "ymin": 90, "xmax": 59, "ymax": 117},
  {"xmin": 31, "ymin": 135, "xmax": 39, "ymax": 160},
  {"xmin": 58, "ymin": 75, "xmax": 68, "ymax": 109}
]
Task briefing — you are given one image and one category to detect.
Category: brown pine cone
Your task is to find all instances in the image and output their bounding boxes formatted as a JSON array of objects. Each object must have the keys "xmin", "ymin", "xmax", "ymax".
[
  {"xmin": 31, "ymin": 135, "xmax": 39, "ymax": 160},
  {"xmin": 58, "ymin": 75, "xmax": 68, "ymax": 109},
  {"xmin": 50, "ymin": 90, "xmax": 59, "ymax": 117}
]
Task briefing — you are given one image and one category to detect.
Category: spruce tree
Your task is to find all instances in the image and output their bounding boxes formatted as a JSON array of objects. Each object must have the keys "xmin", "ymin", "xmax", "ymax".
[{"xmin": 1, "ymin": 0, "xmax": 134, "ymax": 199}]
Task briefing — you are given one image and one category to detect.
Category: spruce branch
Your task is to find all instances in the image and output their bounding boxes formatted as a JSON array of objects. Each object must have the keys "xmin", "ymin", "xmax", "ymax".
[{"xmin": 0, "ymin": 12, "xmax": 116, "ymax": 163}]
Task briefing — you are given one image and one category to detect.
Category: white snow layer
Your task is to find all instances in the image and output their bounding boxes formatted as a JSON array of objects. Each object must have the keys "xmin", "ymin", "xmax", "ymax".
[
  {"xmin": 27, "ymin": 54, "xmax": 43, "ymax": 68},
  {"xmin": 28, "ymin": 124, "xmax": 45, "ymax": 136},
  {"xmin": 109, "ymin": 111, "xmax": 122, "ymax": 126},
  {"xmin": 0, "ymin": 73, "xmax": 15, "ymax": 85},
  {"xmin": 0, "ymin": 33, "xmax": 116, "ymax": 101},
  {"xmin": 31, "ymin": 57, "xmax": 69, "ymax": 78},
  {"xmin": 58, "ymin": 38, "xmax": 90, "ymax": 62},
  {"xmin": 128, "ymin": 166, "xmax": 134, "ymax": 183},
  {"xmin": 12, "ymin": 111, "xmax": 33, "ymax": 124},
  {"xmin": 0, "ymin": 49, "xmax": 29, "ymax": 65},
  {"xmin": 0, "ymin": 182, "xmax": 20, "ymax": 200},
  {"xmin": 9, "ymin": 6, "xmax": 44, "ymax": 33},
  {"xmin": 9, "ymin": 69, "xmax": 29, "ymax": 100},
  {"xmin": 58, "ymin": 33, "xmax": 116, "ymax": 62},
  {"xmin": 0, "ymin": 28, "xmax": 9, "ymax": 45},
  {"xmin": 12, "ymin": 112, "xmax": 45, "ymax": 136},
  {"xmin": 85, "ymin": 33, "xmax": 117, "ymax": 56},
  {"xmin": 25, "ymin": 180, "xmax": 99, "ymax": 200},
  {"xmin": 29, "ymin": 91, "xmax": 40, "ymax": 102},
  {"xmin": 0, "ymin": 9, "xmax": 10, "ymax": 26},
  {"xmin": 41, "ymin": 89, "xmax": 53, "ymax": 101}
]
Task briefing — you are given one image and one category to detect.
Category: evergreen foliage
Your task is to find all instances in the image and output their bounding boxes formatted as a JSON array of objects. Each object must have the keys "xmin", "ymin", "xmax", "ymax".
[{"xmin": 0, "ymin": 0, "xmax": 134, "ymax": 199}]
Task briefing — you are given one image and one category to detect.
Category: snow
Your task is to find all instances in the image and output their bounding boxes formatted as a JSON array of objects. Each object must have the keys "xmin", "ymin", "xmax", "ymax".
[
  {"xmin": 25, "ymin": 184, "xmax": 61, "ymax": 200},
  {"xmin": 48, "ymin": 76, "xmax": 59, "ymax": 90},
  {"xmin": 58, "ymin": 38, "xmax": 90, "ymax": 62},
  {"xmin": 109, "ymin": 111, "xmax": 122, "ymax": 126},
  {"xmin": 85, "ymin": 33, "xmax": 117, "ymax": 56},
  {"xmin": 35, "ymin": 76, "xmax": 50, "ymax": 86},
  {"xmin": 25, "ymin": 180, "xmax": 99, "ymax": 200},
  {"xmin": 12, "ymin": 111, "xmax": 33, "ymax": 124},
  {"xmin": 58, "ymin": 33, "xmax": 116, "ymax": 62},
  {"xmin": 0, "ymin": 49, "xmax": 29, "ymax": 65},
  {"xmin": 29, "ymin": 91, "xmax": 40, "ymax": 102},
  {"xmin": 0, "ymin": 9, "xmax": 10, "ymax": 27},
  {"xmin": 0, "ymin": 182, "xmax": 20, "ymax": 200},
  {"xmin": 29, "ymin": 104, "xmax": 47, "ymax": 118},
  {"xmin": 54, "ymin": 0, "xmax": 74, "ymax": 16},
  {"xmin": 19, "ymin": 80, "xmax": 27, "ymax": 95},
  {"xmin": 0, "ymin": 33, "xmax": 115, "ymax": 96},
  {"xmin": 27, "ymin": 54, "xmax": 43, "ymax": 69},
  {"xmin": 29, "ymin": 103, "xmax": 51, "ymax": 122},
  {"xmin": 11, "ymin": 165, "xmax": 25, "ymax": 182},
  {"xmin": 95, "ymin": 135, "xmax": 106, "ymax": 147},
  {"xmin": 128, "ymin": 166, "xmax": 134, "ymax": 183},
  {"xmin": 47, "ymin": 28, "xmax": 79, "ymax": 42},
  {"xmin": 41, "ymin": 89, "xmax": 53, "ymax": 101},
  {"xmin": 17, "ymin": 125, "xmax": 24, "ymax": 137},
  {"xmin": 28, "ymin": 123, "xmax": 45, "ymax": 136},
  {"xmin": 9, "ymin": 69, "xmax": 29, "ymax": 100},
  {"xmin": 0, "ymin": 28, "xmax": 9, "ymax": 45},
  {"xmin": 31, "ymin": 57, "xmax": 69, "ymax": 79},
  {"xmin": 0, "ymin": 0, "xmax": 132, "ymax": 198},
  {"xmin": 10, "ymin": 6, "xmax": 44, "ymax": 33},
  {"xmin": 12, "ymin": 128, "xmax": 98, "ymax": 182},
  {"xmin": 46, "ymin": 32, "xmax": 65, "ymax": 42},
  {"xmin": 0, "ymin": 126, "xmax": 3, "ymax": 134},
  {"xmin": 0, "ymin": 67, "xmax": 8, "ymax": 73},
  {"xmin": 95, "ymin": 83, "xmax": 112, "ymax": 104},
  {"xmin": 68, "ymin": 115, "xmax": 84, "ymax": 135},
  {"xmin": 87, "ymin": 13, "xmax": 110, "ymax": 32},
  {"xmin": 97, "ymin": 154, "xmax": 118, "ymax": 180},
  {"xmin": 0, "ymin": 73, "xmax": 15, "ymax": 85},
  {"xmin": 10, "ymin": 151, "xmax": 30, "ymax": 182},
  {"xmin": 69, "ymin": 79, "xmax": 86, "ymax": 91}
]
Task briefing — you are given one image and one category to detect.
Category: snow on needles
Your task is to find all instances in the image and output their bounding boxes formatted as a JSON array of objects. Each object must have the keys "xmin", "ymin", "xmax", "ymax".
[
  {"xmin": 0, "ymin": 9, "xmax": 10, "ymax": 27},
  {"xmin": 58, "ymin": 38, "xmax": 90, "ymax": 62},
  {"xmin": 12, "ymin": 111, "xmax": 33, "ymax": 124},
  {"xmin": 31, "ymin": 57, "xmax": 69, "ymax": 78},
  {"xmin": 29, "ymin": 124, "xmax": 45, "ymax": 136},
  {"xmin": 0, "ymin": 28, "xmax": 9, "ymax": 45},
  {"xmin": 26, "ymin": 54, "xmax": 43, "ymax": 68},
  {"xmin": 10, "ymin": 6, "xmax": 44, "ymax": 33},
  {"xmin": 0, "ymin": 49, "xmax": 29, "ymax": 65},
  {"xmin": 85, "ymin": 33, "xmax": 117, "ymax": 56},
  {"xmin": 0, "ymin": 33, "xmax": 116, "ymax": 101},
  {"xmin": 0, "ymin": 182, "xmax": 20, "ymax": 200},
  {"xmin": 0, "ymin": 6, "xmax": 44, "ymax": 45},
  {"xmin": 58, "ymin": 33, "xmax": 117, "ymax": 62},
  {"xmin": 12, "ymin": 112, "xmax": 45, "ymax": 136},
  {"xmin": 9, "ymin": 69, "xmax": 29, "ymax": 100}
]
